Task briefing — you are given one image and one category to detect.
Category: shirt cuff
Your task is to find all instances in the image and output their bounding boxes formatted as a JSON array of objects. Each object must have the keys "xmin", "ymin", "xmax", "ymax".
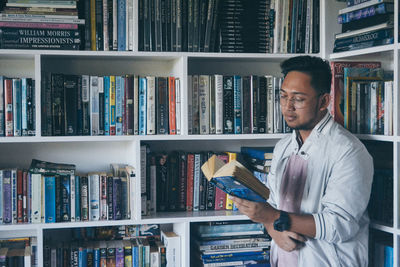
[{"xmin": 313, "ymin": 213, "xmax": 326, "ymax": 240}]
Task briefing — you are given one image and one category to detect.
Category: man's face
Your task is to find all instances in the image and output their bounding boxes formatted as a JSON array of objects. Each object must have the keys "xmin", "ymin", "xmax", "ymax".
[{"xmin": 280, "ymin": 71, "xmax": 324, "ymax": 131}]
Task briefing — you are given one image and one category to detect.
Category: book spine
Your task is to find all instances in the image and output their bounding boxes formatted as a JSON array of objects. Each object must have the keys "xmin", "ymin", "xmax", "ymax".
[
  {"xmin": 98, "ymin": 77, "xmax": 105, "ymax": 135},
  {"xmin": 44, "ymin": 176, "xmax": 56, "ymax": 223},
  {"xmin": 11, "ymin": 169, "xmax": 17, "ymax": 223},
  {"xmin": 126, "ymin": 75, "xmax": 134, "ymax": 135},
  {"xmin": 139, "ymin": 77, "xmax": 147, "ymax": 135},
  {"xmin": 110, "ymin": 75, "xmax": 116, "ymax": 135},
  {"xmin": 187, "ymin": 76, "xmax": 193, "ymax": 134},
  {"xmin": 223, "ymin": 76, "xmax": 234, "ymax": 134},
  {"xmin": 70, "ymin": 175, "xmax": 76, "ymax": 222},
  {"xmin": 117, "ymin": 0, "xmax": 126, "ymax": 50},
  {"xmin": 21, "ymin": 78, "xmax": 28, "ymax": 136},
  {"xmin": 133, "ymin": 75, "xmax": 139, "ymax": 134},
  {"xmin": 242, "ymin": 76, "xmax": 252, "ymax": 134},
  {"xmin": 81, "ymin": 75, "xmax": 90, "ymax": 135},
  {"xmin": 4, "ymin": 79, "xmax": 13, "ymax": 136},
  {"xmin": 168, "ymin": 77, "xmax": 176, "ymax": 134},
  {"xmin": 100, "ymin": 174, "xmax": 108, "ymax": 220},
  {"xmin": 338, "ymin": 3, "xmax": 394, "ymax": 24},
  {"xmin": 266, "ymin": 76, "xmax": 274, "ymax": 134},
  {"xmin": 156, "ymin": 77, "xmax": 169, "ymax": 134},
  {"xmin": 64, "ymin": 75, "xmax": 78, "ymax": 135},
  {"xmin": 16, "ymin": 169, "xmax": 23, "ymax": 222},
  {"xmin": 13, "ymin": 79, "xmax": 22, "ymax": 136},
  {"xmin": 215, "ymin": 75, "xmax": 223, "ymax": 134},
  {"xmin": 90, "ymin": 76, "xmax": 100, "ymax": 135},
  {"xmin": 113, "ymin": 177, "xmax": 122, "ymax": 219},
  {"xmin": 0, "ymin": 77, "xmax": 4, "ymax": 136},
  {"xmin": 75, "ymin": 175, "xmax": 80, "ymax": 221},
  {"xmin": 209, "ymin": 76, "xmax": 216, "ymax": 134},
  {"xmin": 192, "ymin": 75, "xmax": 199, "ymax": 134},
  {"xmin": 80, "ymin": 176, "xmax": 89, "ymax": 221},
  {"xmin": 233, "ymin": 75, "xmax": 242, "ymax": 134},
  {"xmin": 115, "ymin": 76, "xmax": 123, "ymax": 135},
  {"xmin": 193, "ymin": 153, "xmax": 201, "ymax": 211},
  {"xmin": 0, "ymin": 171, "xmax": 3, "ymax": 223},
  {"xmin": 146, "ymin": 76, "xmax": 156, "ymax": 135},
  {"xmin": 3, "ymin": 170, "xmax": 12, "ymax": 224},
  {"xmin": 199, "ymin": 75, "xmax": 210, "ymax": 134},
  {"xmin": 104, "ymin": 76, "xmax": 110, "ymax": 135},
  {"xmin": 89, "ymin": 174, "xmax": 100, "ymax": 221},
  {"xmin": 61, "ymin": 176, "xmax": 70, "ymax": 222},
  {"xmin": 175, "ymin": 78, "xmax": 181, "ymax": 135}
]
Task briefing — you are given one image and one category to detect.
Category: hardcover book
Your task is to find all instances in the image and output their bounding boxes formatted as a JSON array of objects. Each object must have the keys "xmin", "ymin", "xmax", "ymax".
[{"xmin": 201, "ymin": 155, "xmax": 270, "ymax": 202}]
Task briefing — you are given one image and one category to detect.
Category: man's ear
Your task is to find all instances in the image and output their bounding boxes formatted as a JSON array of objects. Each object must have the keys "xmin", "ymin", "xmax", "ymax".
[{"xmin": 319, "ymin": 93, "xmax": 330, "ymax": 111}]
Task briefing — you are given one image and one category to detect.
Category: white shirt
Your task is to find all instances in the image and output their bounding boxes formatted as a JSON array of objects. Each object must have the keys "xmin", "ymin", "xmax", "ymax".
[{"xmin": 267, "ymin": 112, "xmax": 374, "ymax": 267}]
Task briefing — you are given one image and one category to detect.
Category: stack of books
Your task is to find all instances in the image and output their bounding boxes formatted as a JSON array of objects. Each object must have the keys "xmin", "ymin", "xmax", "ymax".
[
  {"xmin": 191, "ymin": 221, "xmax": 271, "ymax": 267},
  {"xmin": 333, "ymin": 0, "xmax": 394, "ymax": 53},
  {"xmin": 0, "ymin": 0, "xmax": 84, "ymax": 50},
  {"xmin": 0, "ymin": 237, "xmax": 37, "ymax": 267},
  {"xmin": 0, "ymin": 76, "xmax": 36, "ymax": 137}
]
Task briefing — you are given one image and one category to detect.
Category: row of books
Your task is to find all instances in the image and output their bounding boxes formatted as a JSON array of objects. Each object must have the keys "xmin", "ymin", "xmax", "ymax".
[
  {"xmin": 0, "ymin": 76, "xmax": 36, "ymax": 137},
  {"xmin": 333, "ymin": 0, "xmax": 394, "ymax": 53},
  {"xmin": 0, "ymin": 159, "xmax": 135, "ymax": 224},
  {"xmin": 139, "ymin": 0, "xmax": 319, "ymax": 54},
  {"xmin": 370, "ymin": 229, "xmax": 393, "ymax": 267},
  {"xmin": 191, "ymin": 221, "xmax": 271, "ymax": 266},
  {"xmin": 342, "ymin": 67, "xmax": 393, "ymax": 135},
  {"xmin": 368, "ymin": 169, "xmax": 393, "ymax": 226},
  {"xmin": 188, "ymin": 74, "xmax": 290, "ymax": 135},
  {"xmin": 140, "ymin": 146, "xmax": 272, "ymax": 215},
  {"xmin": 0, "ymin": 237, "xmax": 37, "ymax": 267},
  {"xmin": 41, "ymin": 73, "xmax": 181, "ymax": 136},
  {"xmin": 0, "ymin": 0, "xmax": 84, "ymax": 50}
]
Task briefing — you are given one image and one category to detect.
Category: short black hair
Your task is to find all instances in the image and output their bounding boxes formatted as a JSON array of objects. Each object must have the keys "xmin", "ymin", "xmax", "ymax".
[{"xmin": 280, "ymin": 56, "xmax": 332, "ymax": 94}]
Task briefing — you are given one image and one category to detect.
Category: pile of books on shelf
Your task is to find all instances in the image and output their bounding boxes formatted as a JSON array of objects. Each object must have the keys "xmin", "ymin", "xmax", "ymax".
[
  {"xmin": 0, "ymin": 237, "xmax": 37, "ymax": 267},
  {"xmin": 333, "ymin": 0, "xmax": 394, "ymax": 53},
  {"xmin": 41, "ymin": 74, "xmax": 181, "ymax": 136},
  {"xmin": 140, "ymin": 146, "xmax": 273, "ymax": 215},
  {"xmin": 329, "ymin": 61, "xmax": 393, "ymax": 135},
  {"xmin": 0, "ymin": 159, "xmax": 135, "ymax": 225},
  {"xmin": 43, "ymin": 224, "xmax": 176, "ymax": 266},
  {"xmin": 191, "ymin": 221, "xmax": 271, "ymax": 267},
  {"xmin": 0, "ymin": 0, "xmax": 84, "ymax": 50},
  {"xmin": 188, "ymin": 75, "xmax": 290, "ymax": 135},
  {"xmin": 0, "ymin": 76, "xmax": 35, "ymax": 137},
  {"xmin": 139, "ymin": 0, "xmax": 319, "ymax": 53}
]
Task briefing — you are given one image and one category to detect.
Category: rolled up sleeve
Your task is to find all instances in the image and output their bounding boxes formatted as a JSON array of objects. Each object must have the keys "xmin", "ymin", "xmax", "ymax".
[{"xmin": 313, "ymin": 146, "xmax": 373, "ymax": 243}]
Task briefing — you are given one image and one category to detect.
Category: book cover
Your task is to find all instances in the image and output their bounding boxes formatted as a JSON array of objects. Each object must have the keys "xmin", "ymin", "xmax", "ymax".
[
  {"xmin": 201, "ymin": 155, "xmax": 270, "ymax": 202},
  {"xmin": 222, "ymin": 76, "xmax": 234, "ymax": 134}
]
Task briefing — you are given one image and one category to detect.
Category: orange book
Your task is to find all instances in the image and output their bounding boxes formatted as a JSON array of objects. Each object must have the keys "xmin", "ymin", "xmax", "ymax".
[{"xmin": 168, "ymin": 77, "xmax": 176, "ymax": 134}]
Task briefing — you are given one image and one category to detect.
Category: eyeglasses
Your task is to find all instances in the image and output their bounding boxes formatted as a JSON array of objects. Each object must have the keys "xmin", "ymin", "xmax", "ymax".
[{"xmin": 279, "ymin": 93, "xmax": 323, "ymax": 109}]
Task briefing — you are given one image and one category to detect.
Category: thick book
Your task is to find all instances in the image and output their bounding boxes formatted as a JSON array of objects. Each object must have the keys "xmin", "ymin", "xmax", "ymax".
[
  {"xmin": 338, "ymin": 0, "xmax": 393, "ymax": 15},
  {"xmin": 201, "ymin": 155, "xmax": 270, "ymax": 202}
]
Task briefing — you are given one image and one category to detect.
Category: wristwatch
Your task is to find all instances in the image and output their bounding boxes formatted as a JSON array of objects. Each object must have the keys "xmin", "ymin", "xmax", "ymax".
[{"xmin": 273, "ymin": 210, "xmax": 291, "ymax": 232}]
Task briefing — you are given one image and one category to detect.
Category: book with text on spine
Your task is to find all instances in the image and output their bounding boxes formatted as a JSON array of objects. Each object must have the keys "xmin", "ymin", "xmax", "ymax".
[{"xmin": 201, "ymin": 155, "xmax": 270, "ymax": 202}]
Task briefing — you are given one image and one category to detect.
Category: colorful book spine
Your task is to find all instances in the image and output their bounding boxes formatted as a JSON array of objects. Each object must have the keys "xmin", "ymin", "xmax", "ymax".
[
  {"xmin": 13, "ymin": 78, "xmax": 22, "ymax": 136},
  {"xmin": 70, "ymin": 174, "xmax": 75, "ymax": 222},
  {"xmin": 61, "ymin": 176, "xmax": 70, "ymax": 222},
  {"xmin": 104, "ymin": 76, "xmax": 110, "ymax": 135},
  {"xmin": 21, "ymin": 78, "xmax": 28, "ymax": 136},
  {"xmin": 4, "ymin": 79, "xmax": 13, "ymax": 136},
  {"xmin": 138, "ymin": 77, "xmax": 147, "ymax": 135},
  {"xmin": 100, "ymin": 174, "xmax": 108, "ymax": 220},
  {"xmin": 89, "ymin": 173, "xmax": 100, "ymax": 221},
  {"xmin": 193, "ymin": 153, "xmax": 201, "ymax": 211},
  {"xmin": 80, "ymin": 176, "xmax": 89, "ymax": 221},
  {"xmin": 199, "ymin": 75, "xmax": 209, "ymax": 135},
  {"xmin": 115, "ymin": 76, "xmax": 123, "ymax": 135},
  {"xmin": 44, "ymin": 176, "xmax": 56, "ymax": 223},
  {"xmin": 233, "ymin": 75, "xmax": 242, "ymax": 134},
  {"xmin": 175, "ymin": 78, "xmax": 181, "ymax": 135},
  {"xmin": 110, "ymin": 75, "xmax": 116, "ymax": 135},
  {"xmin": 168, "ymin": 77, "xmax": 176, "ymax": 135},
  {"xmin": 81, "ymin": 75, "xmax": 91, "ymax": 135}
]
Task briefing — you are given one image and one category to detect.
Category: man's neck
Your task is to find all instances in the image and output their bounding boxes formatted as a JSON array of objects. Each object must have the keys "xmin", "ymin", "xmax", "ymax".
[{"xmin": 298, "ymin": 110, "xmax": 328, "ymax": 142}]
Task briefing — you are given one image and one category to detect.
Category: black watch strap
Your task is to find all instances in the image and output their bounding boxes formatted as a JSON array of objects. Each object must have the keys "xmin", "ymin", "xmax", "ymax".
[{"xmin": 273, "ymin": 210, "xmax": 291, "ymax": 232}]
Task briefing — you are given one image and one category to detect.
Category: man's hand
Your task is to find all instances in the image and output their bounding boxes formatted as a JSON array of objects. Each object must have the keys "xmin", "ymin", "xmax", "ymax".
[
  {"xmin": 268, "ymin": 228, "xmax": 306, "ymax": 252},
  {"xmin": 229, "ymin": 196, "xmax": 278, "ymax": 224}
]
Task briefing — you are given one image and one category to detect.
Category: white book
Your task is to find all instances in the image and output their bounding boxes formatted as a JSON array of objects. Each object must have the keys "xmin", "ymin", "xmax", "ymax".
[
  {"xmin": 112, "ymin": 0, "xmax": 118, "ymax": 50},
  {"xmin": 146, "ymin": 76, "xmax": 156, "ymax": 135},
  {"xmin": 384, "ymin": 81, "xmax": 393, "ymax": 135},
  {"xmin": 175, "ymin": 78, "xmax": 181, "ymax": 135},
  {"xmin": 203, "ymin": 261, "xmax": 244, "ymax": 267},
  {"xmin": 338, "ymin": 0, "xmax": 393, "ymax": 15},
  {"xmin": 24, "ymin": 246, "xmax": 31, "ymax": 267},
  {"xmin": 128, "ymin": 0, "xmax": 134, "ymax": 50},
  {"xmin": 199, "ymin": 75, "xmax": 210, "ymax": 135},
  {"xmin": 161, "ymin": 231, "xmax": 181, "ymax": 267},
  {"xmin": 304, "ymin": 0, "xmax": 312, "ymax": 54},
  {"xmin": 215, "ymin": 75, "xmax": 223, "ymax": 134},
  {"xmin": 90, "ymin": 76, "xmax": 100, "ymax": 136},
  {"xmin": 134, "ymin": 75, "xmax": 139, "ymax": 135},
  {"xmin": 6, "ymin": 2, "xmax": 77, "ymax": 9},
  {"xmin": 192, "ymin": 75, "xmax": 200, "ymax": 134},
  {"xmin": 150, "ymin": 247, "xmax": 160, "ymax": 267},
  {"xmin": 140, "ymin": 145, "xmax": 148, "ymax": 215},
  {"xmin": 88, "ymin": 173, "xmax": 100, "ymax": 221},
  {"xmin": 103, "ymin": 0, "xmax": 109, "ymax": 51},
  {"xmin": 335, "ymin": 22, "xmax": 393, "ymax": 39},
  {"xmin": 266, "ymin": 76, "xmax": 274, "ymax": 134},
  {"xmin": 370, "ymin": 82, "xmax": 378, "ymax": 134},
  {"xmin": 70, "ymin": 174, "xmax": 75, "ymax": 222},
  {"xmin": 273, "ymin": 0, "xmax": 281, "ymax": 53},
  {"xmin": 187, "ymin": 75, "xmax": 193, "ymax": 134},
  {"xmin": 193, "ymin": 154, "xmax": 201, "ymax": 211},
  {"xmin": 31, "ymin": 173, "xmax": 41, "ymax": 223}
]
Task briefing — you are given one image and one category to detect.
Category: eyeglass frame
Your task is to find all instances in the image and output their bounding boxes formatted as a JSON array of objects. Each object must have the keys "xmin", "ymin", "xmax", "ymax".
[{"xmin": 279, "ymin": 92, "xmax": 325, "ymax": 109}]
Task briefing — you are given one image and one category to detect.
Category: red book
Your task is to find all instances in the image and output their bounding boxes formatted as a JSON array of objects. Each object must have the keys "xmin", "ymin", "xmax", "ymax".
[
  {"xmin": 330, "ymin": 61, "xmax": 381, "ymax": 126},
  {"xmin": 186, "ymin": 154, "xmax": 194, "ymax": 211},
  {"xmin": 168, "ymin": 77, "xmax": 176, "ymax": 135},
  {"xmin": 17, "ymin": 169, "xmax": 23, "ymax": 223},
  {"xmin": 4, "ymin": 78, "xmax": 13, "ymax": 136}
]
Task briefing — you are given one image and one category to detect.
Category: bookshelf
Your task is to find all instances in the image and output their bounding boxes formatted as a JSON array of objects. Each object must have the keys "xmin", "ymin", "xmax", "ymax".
[{"xmin": 0, "ymin": 0, "xmax": 398, "ymax": 266}]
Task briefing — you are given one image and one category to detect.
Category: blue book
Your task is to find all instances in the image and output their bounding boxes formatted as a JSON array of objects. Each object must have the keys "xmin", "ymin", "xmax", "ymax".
[
  {"xmin": 384, "ymin": 245, "xmax": 393, "ymax": 267},
  {"xmin": 93, "ymin": 248, "xmax": 100, "ymax": 267},
  {"xmin": 240, "ymin": 147, "xmax": 274, "ymax": 161},
  {"xmin": 202, "ymin": 251, "xmax": 269, "ymax": 264},
  {"xmin": 12, "ymin": 78, "xmax": 22, "ymax": 136},
  {"xmin": 233, "ymin": 75, "xmax": 242, "ymax": 134},
  {"xmin": 104, "ymin": 76, "xmax": 110, "ymax": 135},
  {"xmin": 44, "ymin": 176, "xmax": 56, "ymax": 223},
  {"xmin": 117, "ymin": 0, "xmax": 126, "ymax": 51},
  {"xmin": 115, "ymin": 76, "xmax": 123, "ymax": 135},
  {"xmin": 75, "ymin": 175, "xmax": 81, "ymax": 221},
  {"xmin": 78, "ymin": 248, "xmax": 88, "ymax": 267},
  {"xmin": 139, "ymin": 77, "xmax": 147, "ymax": 135},
  {"xmin": 201, "ymin": 250, "xmax": 268, "ymax": 260},
  {"xmin": 21, "ymin": 78, "xmax": 28, "ymax": 136},
  {"xmin": 132, "ymin": 240, "xmax": 139, "ymax": 267}
]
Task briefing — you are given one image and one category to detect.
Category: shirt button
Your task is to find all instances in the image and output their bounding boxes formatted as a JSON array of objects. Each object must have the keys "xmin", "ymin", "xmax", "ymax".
[{"xmin": 300, "ymin": 151, "xmax": 305, "ymax": 155}]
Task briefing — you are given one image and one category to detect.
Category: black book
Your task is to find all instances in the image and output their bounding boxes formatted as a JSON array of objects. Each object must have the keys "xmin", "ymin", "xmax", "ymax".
[
  {"xmin": 178, "ymin": 152, "xmax": 187, "ymax": 211},
  {"xmin": 223, "ymin": 76, "xmax": 234, "ymax": 134},
  {"xmin": 171, "ymin": 0, "xmax": 177, "ymax": 51},
  {"xmin": 143, "ymin": 0, "xmax": 151, "ymax": 51},
  {"xmin": 138, "ymin": 0, "xmax": 144, "ymax": 50},
  {"xmin": 176, "ymin": 0, "xmax": 182, "ymax": 51},
  {"xmin": 150, "ymin": 0, "xmax": 156, "ymax": 51},
  {"xmin": 51, "ymin": 73, "xmax": 65, "ymax": 136},
  {"xmin": 156, "ymin": 77, "xmax": 169, "ymax": 134},
  {"xmin": 181, "ymin": 0, "xmax": 188, "ymax": 51},
  {"xmin": 192, "ymin": 0, "xmax": 200, "ymax": 51},
  {"xmin": 155, "ymin": 0, "xmax": 162, "ymax": 51},
  {"xmin": 76, "ymin": 76, "xmax": 83, "ymax": 136},
  {"xmin": 107, "ymin": 176, "xmax": 114, "ymax": 220},
  {"xmin": 84, "ymin": 0, "xmax": 91, "ymax": 50},
  {"xmin": 98, "ymin": 81, "xmax": 104, "ymax": 135},
  {"xmin": 26, "ymin": 78, "xmax": 35, "ymax": 136},
  {"xmin": 157, "ymin": 153, "xmax": 168, "ymax": 211},
  {"xmin": 95, "ymin": 0, "xmax": 103, "ymax": 50},
  {"xmin": 161, "ymin": 0, "xmax": 167, "ymax": 51},
  {"xmin": 203, "ymin": 0, "xmax": 214, "ymax": 52},
  {"xmin": 205, "ymin": 152, "xmax": 215, "ymax": 210},
  {"xmin": 209, "ymin": 0, "xmax": 220, "ymax": 52},
  {"xmin": 166, "ymin": 0, "xmax": 172, "ymax": 51},
  {"xmin": 242, "ymin": 76, "xmax": 252, "ymax": 134},
  {"xmin": 341, "ymin": 13, "xmax": 393, "ymax": 33},
  {"xmin": 312, "ymin": 0, "xmax": 320, "ymax": 53},
  {"xmin": 167, "ymin": 152, "xmax": 179, "ymax": 211},
  {"xmin": 187, "ymin": 0, "xmax": 194, "ymax": 51},
  {"xmin": 198, "ymin": 0, "xmax": 208, "ymax": 52},
  {"xmin": 64, "ymin": 75, "xmax": 78, "ymax": 136},
  {"xmin": 108, "ymin": 0, "xmax": 113, "ymax": 50},
  {"xmin": 258, "ymin": 76, "xmax": 267, "ymax": 133},
  {"xmin": 55, "ymin": 176, "xmax": 62, "ymax": 222}
]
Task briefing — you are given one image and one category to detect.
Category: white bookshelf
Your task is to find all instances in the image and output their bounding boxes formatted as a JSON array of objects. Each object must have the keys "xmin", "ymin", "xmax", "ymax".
[{"xmin": 0, "ymin": 0, "xmax": 398, "ymax": 266}]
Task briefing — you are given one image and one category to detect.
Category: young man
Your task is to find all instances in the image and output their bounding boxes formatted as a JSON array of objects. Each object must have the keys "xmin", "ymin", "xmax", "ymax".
[{"xmin": 231, "ymin": 56, "xmax": 373, "ymax": 266}]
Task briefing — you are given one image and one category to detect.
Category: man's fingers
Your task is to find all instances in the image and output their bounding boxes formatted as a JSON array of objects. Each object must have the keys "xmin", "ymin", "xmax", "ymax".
[{"xmin": 287, "ymin": 231, "xmax": 306, "ymax": 243}]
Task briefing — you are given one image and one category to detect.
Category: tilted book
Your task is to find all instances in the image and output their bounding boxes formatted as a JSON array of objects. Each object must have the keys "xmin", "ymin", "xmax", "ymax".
[{"xmin": 201, "ymin": 155, "xmax": 270, "ymax": 202}]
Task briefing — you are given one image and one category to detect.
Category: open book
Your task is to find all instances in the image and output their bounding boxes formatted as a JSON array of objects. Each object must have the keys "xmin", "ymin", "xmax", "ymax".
[{"xmin": 201, "ymin": 155, "xmax": 270, "ymax": 202}]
